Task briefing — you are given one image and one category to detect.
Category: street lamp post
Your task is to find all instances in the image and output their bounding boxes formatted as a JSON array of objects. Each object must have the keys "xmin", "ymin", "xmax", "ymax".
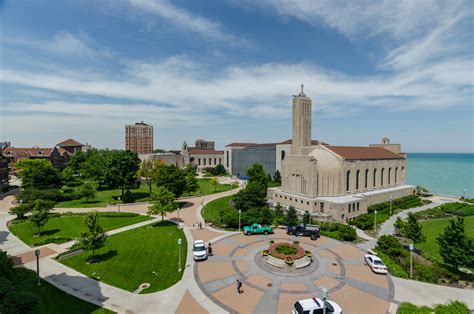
[
  {"xmin": 374, "ymin": 210, "xmax": 377, "ymax": 232},
  {"xmin": 178, "ymin": 238, "xmax": 182, "ymax": 272},
  {"xmin": 177, "ymin": 206, "xmax": 180, "ymax": 222},
  {"xmin": 389, "ymin": 196, "xmax": 393, "ymax": 215},
  {"xmin": 238, "ymin": 209, "xmax": 242, "ymax": 231},
  {"xmin": 463, "ymin": 189, "xmax": 466, "ymax": 200},
  {"xmin": 409, "ymin": 243, "xmax": 414, "ymax": 278},
  {"xmin": 35, "ymin": 249, "xmax": 41, "ymax": 286},
  {"xmin": 321, "ymin": 287, "xmax": 328, "ymax": 314},
  {"xmin": 118, "ymin": 197, "xmax": 121, "ymax": 212}
]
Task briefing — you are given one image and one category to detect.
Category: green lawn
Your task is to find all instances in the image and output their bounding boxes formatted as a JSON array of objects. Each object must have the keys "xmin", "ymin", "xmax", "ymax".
[
  {"xmin": 10, "ymin": 267, "xmax": 112, "ymax": 313},
  {"xmin": 60, "ymin": 221, "xmax": 187, "ymax": 293},
  {"xmin": 57, "ymin": 179, "xmax": 237, "ymax": 208},
  {"xmin": 182, "ymin": 178, "xmax": 238, "ymax": 197},
  {"xmin": 201, "ymin": 195, "xmax": 234, "ymax": 227},
  {"xmin": 9, "ymin": 212, "xmax": 151, "ymax": 246},
  {"xmin": 417, "ymin": 216, "xmax": 474, "ymax": 265}
]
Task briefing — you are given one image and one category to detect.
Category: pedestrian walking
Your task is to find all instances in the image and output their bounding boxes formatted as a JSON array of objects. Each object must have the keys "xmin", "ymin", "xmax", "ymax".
[
  {"xmin": 236, "ymin": 279, "xmax": 242, "ymax": 294},
  {"xmin": 208, "ymin": 242, "xmax": 213, "ymax": 256},
  {"xmin": 199, "ymin": 221, "xmax": 202, "ymax": 230}
]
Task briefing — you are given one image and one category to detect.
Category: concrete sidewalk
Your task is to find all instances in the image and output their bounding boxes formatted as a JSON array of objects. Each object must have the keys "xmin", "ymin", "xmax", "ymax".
[
  {"xmin": 358, "ymin": 199, "xmax": 447, "ymax": 250},
  {"xmin": 392, "ymin": 276, "xmax": 474, "ymax": 308}
]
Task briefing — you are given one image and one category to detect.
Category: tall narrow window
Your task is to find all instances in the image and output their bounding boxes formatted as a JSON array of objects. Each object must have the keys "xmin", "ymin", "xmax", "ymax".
[
  {"xmin": 226, "ymin": 151, "xmax": 229, "ymax": 167},
  {"xmin": 388, "ymin": 168, "xmax": 391, "ymax": 185},
  {"xmin": 281, "ymin": 150, "xmax": 286, "ymax": 161},
  {"xmin": 346, "ymin": 170, "xmax": 351, "ymax": 192},
  {"xmin": 356, "ymin": 170, "xmax": 360, "ymax": 190},
  {"xmin": 395, "ymin": 167, "xmax": 398, "ymax": 184},
  {"xmin": 381, "ymin": 168, "xmax": 385, "ymax": 186},
  {"xmin": 365, "ymin": 169, "xmax": 369, "ymax": 189},
  {"xmin": 373, "ymin": 169, "xmax": 377, "ymax": 187}
]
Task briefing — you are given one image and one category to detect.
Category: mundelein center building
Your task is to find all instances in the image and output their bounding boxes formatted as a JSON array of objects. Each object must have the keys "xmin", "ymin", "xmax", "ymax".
[{"xmin": 267, "ymin": 85, "xmax": 416, "ymax": 223}]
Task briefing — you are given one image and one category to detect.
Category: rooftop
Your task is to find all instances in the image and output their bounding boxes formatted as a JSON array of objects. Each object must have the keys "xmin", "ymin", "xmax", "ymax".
[
  {"xmin": 57, "ymin": 138, "xmax": 84, "ymax": 147},
  {"xmin": 325, "ymin": 146, "xmax": 404, "ymax": 160}
]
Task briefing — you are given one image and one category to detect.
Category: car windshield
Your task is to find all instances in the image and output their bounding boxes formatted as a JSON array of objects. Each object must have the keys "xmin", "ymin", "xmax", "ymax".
[
  {"xmin": 374, "ymin": 260, "xmax": 385, "ymax": 266},
  {"xmin": 293, "ymin": 302, "xmax": 304, "ymax": 314},
  {"xmin": 194, "ymin": 246, "xmax": 206, "ymax": 251}
]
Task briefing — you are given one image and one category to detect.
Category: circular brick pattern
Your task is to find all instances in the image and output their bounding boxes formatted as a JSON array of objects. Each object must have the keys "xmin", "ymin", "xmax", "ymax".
[{"xmin": 194, "ymin": 231, "xmax": 395, "ymax": 314}]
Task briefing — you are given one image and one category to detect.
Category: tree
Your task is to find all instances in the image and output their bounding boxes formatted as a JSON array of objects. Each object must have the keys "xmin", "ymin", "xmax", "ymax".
[
  {"xmin": 404, "ymin": 213, "xmax": 425, "ymax": 244},
  {"xmin": 148, "ymin": 186, "xmax": 179, "ymax": 221},
  {"xmin": 437, "ymin": 217, "xmax": 474, "ymax": 269},
  {"xmin": 232, "ymin": 184, "xmax": 267, "ymax": 211},
  {"xmin": 394, "ymin": 216, "xmax": 406, "ymax": 235},
  {"xmin": 77, "ymin": 182, "xmax": 96, "ymax": 202},
  {"xmin": 285, "ymin": 206, "xmax": 299, "ymax": 226},
  {"xmin": 272, "ymin": 203, "xmax": 285, "ymax": 226},
  {"xmin": 184, "ymin": 172, "xmax": 199, "ymax": 195},
  {"xmin": 273, "ymin": 170, "xmax": 282, "ymax": 184},
  {"xmin": 138, "ymin": 159, "xmax": 163, "ymax": 196},
  {"xmin": 77, "ymin": 211, "xmax": 108, "ymax": 260},
  {"xmin": 261, "ymin": 206, "xmax": 274, "ymax": 225},
  {"xmin": 81, "ymin": 150, "xmax": 107, "ymax": 188},
  {"xmin": 246, "ymin": 163, "xmax": 268, "ymax": 189},
  {"xmin": 9, "ymin": 203, "xmax": 34, "ymax": 219},
  {"xmin": 303, "ymin": 210, "xmax": 311, "ymax": 224},
  {"xmin": 16, "ymin": 159, "xmax": 61, "ymax": 189},
  {"xmin": 155, "ymin": 165, "xmax": 187, "ymax": 197},
  {"xmin": 29, "ymin": 200, "xmax": 54, "ymax": 236},
  {"xmin": 211, "ymin": 177, "xmax": 218, "ymax": 192},
  {"xmin": 103, "ymin": 150, "xmax": 140, "ymax": 197},
  {"xmin": 213, "ymin": 164, "xmax": 226, "ymax": 176}
]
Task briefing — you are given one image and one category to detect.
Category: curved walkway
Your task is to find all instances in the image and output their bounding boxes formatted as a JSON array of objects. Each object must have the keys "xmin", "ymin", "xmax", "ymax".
[{"xmin": 2, "ymin": 189, "xmax": 473, "ymax": 313}]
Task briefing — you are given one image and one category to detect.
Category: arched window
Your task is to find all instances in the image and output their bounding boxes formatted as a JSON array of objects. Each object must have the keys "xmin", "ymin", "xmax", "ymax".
[
  {"xmin": 373, "ymin": 169, "xmax": 377, "ymax": 187},
  {"xmin": 356, "ymin": 170, "xmax": 360, "ymax": 190},
  {"xmin": 388, "ymin": 167, "xmax": 391, "ymax": 185},
  {"xmin": 365, "ymin": 169, "xmax": 369, "ymax": 189},
  {"xmin": 381, "ymin": 168, "xmax": 385, "ymax": 186},
  {"xmin": 395, "ymin": 167, "xmax": 398, "ymax": 184},
  {"xmin": 346, "ymin": 170, "xmax": 351, "ymax": 192},
  {"xmin": 281, "ymin": 150, "xmax": 286, "ymax": 161}
]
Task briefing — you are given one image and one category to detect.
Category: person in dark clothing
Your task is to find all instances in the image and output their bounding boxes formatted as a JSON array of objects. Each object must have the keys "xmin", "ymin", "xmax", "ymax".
[
  {"xmin": 236, "ymin": 279, "xmax": 242, "ymax": 294},
  {"xmin": 208, "ymin": 242, "xmax": 213, "ymax": 256}
]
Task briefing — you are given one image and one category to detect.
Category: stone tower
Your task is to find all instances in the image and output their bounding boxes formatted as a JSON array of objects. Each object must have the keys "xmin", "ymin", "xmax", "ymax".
[{"xmin": 291, "ymin": 84, "xmax": 312, "ymax": 155}]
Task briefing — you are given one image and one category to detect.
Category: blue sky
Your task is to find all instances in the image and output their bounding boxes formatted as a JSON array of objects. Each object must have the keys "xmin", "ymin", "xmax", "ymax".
[{"xmin": 0, "ymin": 0, "xmax": 473, "ymax": 152}]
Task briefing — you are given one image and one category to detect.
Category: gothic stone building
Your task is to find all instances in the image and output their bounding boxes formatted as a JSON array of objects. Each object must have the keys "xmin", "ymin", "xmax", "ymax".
[{"xmin": 267, "ymin": 85, "xmax": 416, "ymax": 223}]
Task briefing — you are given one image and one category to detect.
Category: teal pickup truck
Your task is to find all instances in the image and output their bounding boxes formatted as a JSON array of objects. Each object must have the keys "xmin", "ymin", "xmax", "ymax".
[{"xmin": 243, "ymin": 223, "xmax": 273, "ymax": 235}]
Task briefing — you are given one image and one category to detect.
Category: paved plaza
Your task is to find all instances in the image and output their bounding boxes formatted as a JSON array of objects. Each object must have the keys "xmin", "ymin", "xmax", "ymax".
[
  {"xmin": 1, "ymin": 188, "xmax": 473, "ymax": 313},
  {"xmin": 195, "ymin": 230, "xmax": 394, "ymax": 314}
]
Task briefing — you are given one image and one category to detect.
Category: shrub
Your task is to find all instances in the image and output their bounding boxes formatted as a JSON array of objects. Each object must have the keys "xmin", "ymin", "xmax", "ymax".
[
  {"xmin": 376, "ymin": 235, "xmax": 405, "ymax": 258},
  {"xmin": 397, "ymin": 302, "xmax": 432, "ymax": 314},
  {"xmin": 17, "ymin": 188, "xmax": 62, "ymax": 203},
  {"xmin": 337, "ymin": 224, "xmax": 357, "ymax": 241},
  {"xmin": 1, "ymin": 291, "xmax": 43, "ymax": 313},
  {"xmin": 433, "ymin": 301, "xmax": 470, "ymax": 314}
]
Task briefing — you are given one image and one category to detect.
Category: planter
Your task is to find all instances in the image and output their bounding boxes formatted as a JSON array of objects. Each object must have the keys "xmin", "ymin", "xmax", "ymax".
[
  {"xmin": 305, "ymin": 250, "xmax": 312, "ymax": 257},
  {"xmin": 262, "ymin": 250, "xmax": 270, "ymax": 256},
  {"xmin": 285, "ymin": 257, "xmax": 294, "ymax": 266},
  {"xmin": 269, "ymin": 240, "xmax": 275, "ymax": 244},
  {"xmin": 293, "ymin": 240, "xmax": 299, "ymax": 245}
]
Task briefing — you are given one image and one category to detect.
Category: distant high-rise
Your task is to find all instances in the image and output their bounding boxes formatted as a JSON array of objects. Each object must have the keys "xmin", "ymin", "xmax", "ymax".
[
  {"xmin": 125, "ymin": 121, "xmax": 153, "ymax": 154},
  {"xmin": 195, "ymin": 139, "xmax": 215, "ymax": 150}
]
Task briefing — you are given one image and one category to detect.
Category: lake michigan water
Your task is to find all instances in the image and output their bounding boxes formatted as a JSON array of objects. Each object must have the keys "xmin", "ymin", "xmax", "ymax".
[{"xmin": 407, "ymin": 153, "xmax": 474, "ymax": 198}]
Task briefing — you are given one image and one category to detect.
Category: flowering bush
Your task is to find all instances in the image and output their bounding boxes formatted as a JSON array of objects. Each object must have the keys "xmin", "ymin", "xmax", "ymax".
[{"xmin": 268, "ymin": 243, "xmax": 305, "ymax": 260}]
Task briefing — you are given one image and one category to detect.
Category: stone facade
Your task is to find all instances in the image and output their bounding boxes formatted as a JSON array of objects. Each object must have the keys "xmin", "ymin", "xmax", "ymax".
[
  {"xmin": 267, "ymin": 86, "xmax": 415, "ymax": 223},
  {"xmin": 181, "ymin": 141, "xmax": 224, "ymax": 170},
  {"xmin": 138, "ymin": 153, "xmax": 185, "ymax": 168}
]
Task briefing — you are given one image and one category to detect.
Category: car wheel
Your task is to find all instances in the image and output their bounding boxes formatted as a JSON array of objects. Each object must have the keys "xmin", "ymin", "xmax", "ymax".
[
  {"xmin": 247, "ymin": 232, "xmax": 251, "ymax": 236},
  {"xmin": 264, "ymin": 231, "xmax": 268, "ymax": 235}
]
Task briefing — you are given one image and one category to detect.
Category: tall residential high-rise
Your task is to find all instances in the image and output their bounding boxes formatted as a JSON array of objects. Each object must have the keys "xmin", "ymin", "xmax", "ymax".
[
  {"xmin": 195, "ymin": 139, "xmax": 215, "ymax": 150},
  {"xmin": 125, "ymin": 121, "xmax": 153, "ymax": 154}
]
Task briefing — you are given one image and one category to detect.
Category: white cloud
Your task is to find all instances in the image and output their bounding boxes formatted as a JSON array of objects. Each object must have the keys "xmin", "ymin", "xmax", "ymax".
[
  {"xmin": 126, "ymin": 0, "xmax": 250, "ymax": 46},
  {"xmin": 2, "ymin": 31, "xmax": 111, "ymax": 61}
]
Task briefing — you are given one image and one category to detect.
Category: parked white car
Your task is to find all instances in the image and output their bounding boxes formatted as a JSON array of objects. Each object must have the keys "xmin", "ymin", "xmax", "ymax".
[
  {"xmin": 292, "ymin": 297, "xmax": 342, "ymax": 314},
  {"xmin": 364, "ymin": 254, "xmax": 388, "ymax": 274},
  {"xmin": 193, "ymin": 240, "xmax": 208, "ymax": 261}
]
